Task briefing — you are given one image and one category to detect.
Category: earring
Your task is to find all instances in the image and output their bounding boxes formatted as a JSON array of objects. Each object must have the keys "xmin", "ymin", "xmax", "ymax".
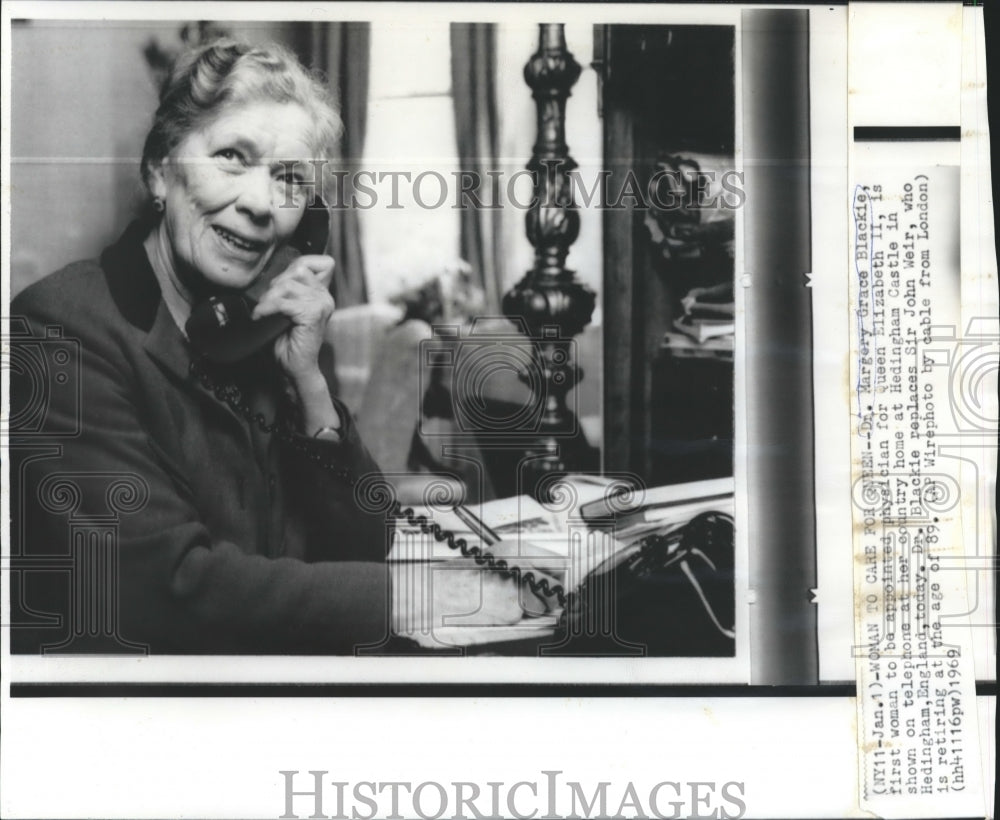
[{"xmin": 153, "ymin": 197, "xmax": 165, "ymax": 213}]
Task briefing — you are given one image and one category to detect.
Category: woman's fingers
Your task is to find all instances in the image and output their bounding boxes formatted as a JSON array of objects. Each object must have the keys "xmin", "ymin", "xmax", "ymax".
[
  {"xmin": 252, "ymin": 291, "xmax": 332, "ymax": 324},
  {"xmin": 280, "ymin": 254, "xmax": 335, "ymax": 289},
  {"xmin": 254, "ymin": 277, "xmax": 315, "ymax": 310},
  {"xmin": 252, "ymin": 272, "xmax": 334, "ymax": 323},
  {"xmin": 253, "ymin": 254, "xmax": 334, "ymax": 309},
  {"xmin": 252, "ymin": 262, "xmax": 335, "ymax": 379}
]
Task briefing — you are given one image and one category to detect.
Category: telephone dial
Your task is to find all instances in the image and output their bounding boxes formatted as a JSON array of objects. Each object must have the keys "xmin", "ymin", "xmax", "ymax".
[{"xmin": 184, "ymin": 198, "xmax": 735, "ymax": 654}]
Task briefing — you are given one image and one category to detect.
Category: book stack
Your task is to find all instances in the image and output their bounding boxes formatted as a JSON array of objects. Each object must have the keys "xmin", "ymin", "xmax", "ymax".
[{"xmin": 672, "ymin": 290, "xmax": 735, "ymax": 343}]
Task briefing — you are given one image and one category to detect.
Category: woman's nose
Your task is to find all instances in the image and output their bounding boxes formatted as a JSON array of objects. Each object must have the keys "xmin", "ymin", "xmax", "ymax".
[{"xmin": 235, "ymin": 166, "xmax": 276, "ymax": 222}]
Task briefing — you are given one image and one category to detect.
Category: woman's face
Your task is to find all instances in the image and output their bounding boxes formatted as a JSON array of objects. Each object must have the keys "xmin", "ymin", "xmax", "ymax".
[{"xmin": 149, "ymin": 101, "xmax": 317, "ymax": 291}]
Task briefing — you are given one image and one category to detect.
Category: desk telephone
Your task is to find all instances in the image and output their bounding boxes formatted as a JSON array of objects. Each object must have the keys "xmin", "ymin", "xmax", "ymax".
[{"xmin": 185, "ymin": 200, "xmax": 735, "ymax": 651}]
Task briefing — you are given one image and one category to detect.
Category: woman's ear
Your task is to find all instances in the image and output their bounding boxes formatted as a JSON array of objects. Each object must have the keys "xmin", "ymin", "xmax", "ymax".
[{"xmin": 146, "ymin": 159, "xmax": 168, "ymax": 202}]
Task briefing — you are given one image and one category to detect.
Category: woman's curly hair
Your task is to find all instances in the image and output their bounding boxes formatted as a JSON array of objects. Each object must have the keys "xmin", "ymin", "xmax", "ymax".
[{"xmin": 140, "ymin": 38, "xmax": 342, "ymax": 196}]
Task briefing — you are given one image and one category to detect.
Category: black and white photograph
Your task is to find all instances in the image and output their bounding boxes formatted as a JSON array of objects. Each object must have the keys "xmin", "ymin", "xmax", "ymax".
[
  {"xmin": 1, "ymin": 2, "xmax": 995, "ymax": 819},
  {"xmin": 6, "ymin": 12, "xmax": 753, "ymax": 669}
]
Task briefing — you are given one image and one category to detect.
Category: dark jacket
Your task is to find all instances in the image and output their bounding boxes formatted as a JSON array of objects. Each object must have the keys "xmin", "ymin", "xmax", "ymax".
[{"xmin": 10, "ymin": 222, "xmax": 391, "ymax": 654}]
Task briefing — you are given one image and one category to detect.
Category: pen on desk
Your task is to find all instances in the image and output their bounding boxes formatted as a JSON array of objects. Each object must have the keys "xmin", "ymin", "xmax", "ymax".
[
  {"xmin": 478, "ymin": 513, "xmax": 502, "ymax": 544},
  {"xmin": 454, "ymin": 505, "xmax": 501, "ymax": 546}
]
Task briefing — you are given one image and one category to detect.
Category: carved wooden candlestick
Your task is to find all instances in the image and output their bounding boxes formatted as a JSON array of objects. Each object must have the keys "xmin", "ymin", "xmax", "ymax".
[{"xmin": 502, "ymin": 24, "xmax": 596, "ymax": 496}]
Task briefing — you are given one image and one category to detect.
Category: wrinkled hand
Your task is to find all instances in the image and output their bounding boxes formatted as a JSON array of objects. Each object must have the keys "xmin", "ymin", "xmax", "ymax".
[
  {"xmin": 392, "ymin": 564, "xmax": 556, "ymax": 639},
  {"xmin": 252, "ymin": 254, "xmax": 335, "ymax": 380},
  {"xmin": 473, "ymin": 539, "xmax": 562, "ymax": 617},
  {"xmin": 434, "ymin": 570, "xmax": 533, "ymax": 626}
]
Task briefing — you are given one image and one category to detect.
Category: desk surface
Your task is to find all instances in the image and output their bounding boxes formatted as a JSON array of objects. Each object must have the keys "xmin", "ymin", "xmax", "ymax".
[{"xmin": 383, "ymin": 477, "xmax": 736, "ymax": 657}]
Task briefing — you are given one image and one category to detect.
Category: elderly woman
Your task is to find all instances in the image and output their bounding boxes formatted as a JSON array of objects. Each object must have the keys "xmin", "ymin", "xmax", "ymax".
[{"xmin": 11, "ymin": 39, "xmax": 530, "ymax": 654}]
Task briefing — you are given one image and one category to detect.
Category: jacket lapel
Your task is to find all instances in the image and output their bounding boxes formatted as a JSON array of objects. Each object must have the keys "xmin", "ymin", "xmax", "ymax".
[
  {"xmin": 143, "ymin": 299, "xmax": 197, "ymax": 383},
  {"xmin": 101, "ymin": 220, "xmax": 254, "ymax": 439}
]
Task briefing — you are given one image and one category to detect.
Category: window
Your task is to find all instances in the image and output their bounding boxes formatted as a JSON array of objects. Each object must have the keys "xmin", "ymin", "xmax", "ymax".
[{"xmin": 361, "ymin": 24, "xmax": 461, "ymax": 303}]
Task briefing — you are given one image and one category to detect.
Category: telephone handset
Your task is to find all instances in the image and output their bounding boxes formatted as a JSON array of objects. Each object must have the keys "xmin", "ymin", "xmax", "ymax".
[{"xmin": 185, "ymin": 198, "xmax": 331, "ymax": 365}]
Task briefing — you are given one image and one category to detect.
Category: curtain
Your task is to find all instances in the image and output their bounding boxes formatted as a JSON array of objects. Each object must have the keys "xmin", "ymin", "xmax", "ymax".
[
  {"xmin": 450, "ymin": 23, "xmax": 503, "ymax": 313},
  {"xmin": 291, "ymin": 22, "xmax": 370, "ymax": 307}
]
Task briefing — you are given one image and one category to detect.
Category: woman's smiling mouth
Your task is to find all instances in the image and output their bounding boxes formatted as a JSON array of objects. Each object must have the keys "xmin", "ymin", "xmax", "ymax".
[{"xmin": 213, "ymin": 225, "xmax": 268, "ymax": 253}]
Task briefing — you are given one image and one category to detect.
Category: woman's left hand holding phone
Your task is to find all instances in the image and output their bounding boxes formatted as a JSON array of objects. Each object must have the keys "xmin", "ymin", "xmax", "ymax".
[{"xmin": 252, "ymin": 254, "xmax": 341, "ymax": 437}]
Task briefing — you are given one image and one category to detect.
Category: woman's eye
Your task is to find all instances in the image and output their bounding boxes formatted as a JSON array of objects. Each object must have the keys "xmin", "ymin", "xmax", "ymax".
[{"xmin": 215, "ymin": 148, "xmax": 244, "ymax": 164}]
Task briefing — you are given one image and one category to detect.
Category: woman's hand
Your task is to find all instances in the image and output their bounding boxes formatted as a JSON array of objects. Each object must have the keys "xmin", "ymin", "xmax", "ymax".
[
  {"xmin": 252, "ymin": 254, "xmax": 342, "ymax": 437},
  {"xmin": 252, "ymin": 254, "xmax": 336, "ymax": 381},
  {"xmin": 391, "ymin": 567, "xmax": 553, "ymax": 639}
]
